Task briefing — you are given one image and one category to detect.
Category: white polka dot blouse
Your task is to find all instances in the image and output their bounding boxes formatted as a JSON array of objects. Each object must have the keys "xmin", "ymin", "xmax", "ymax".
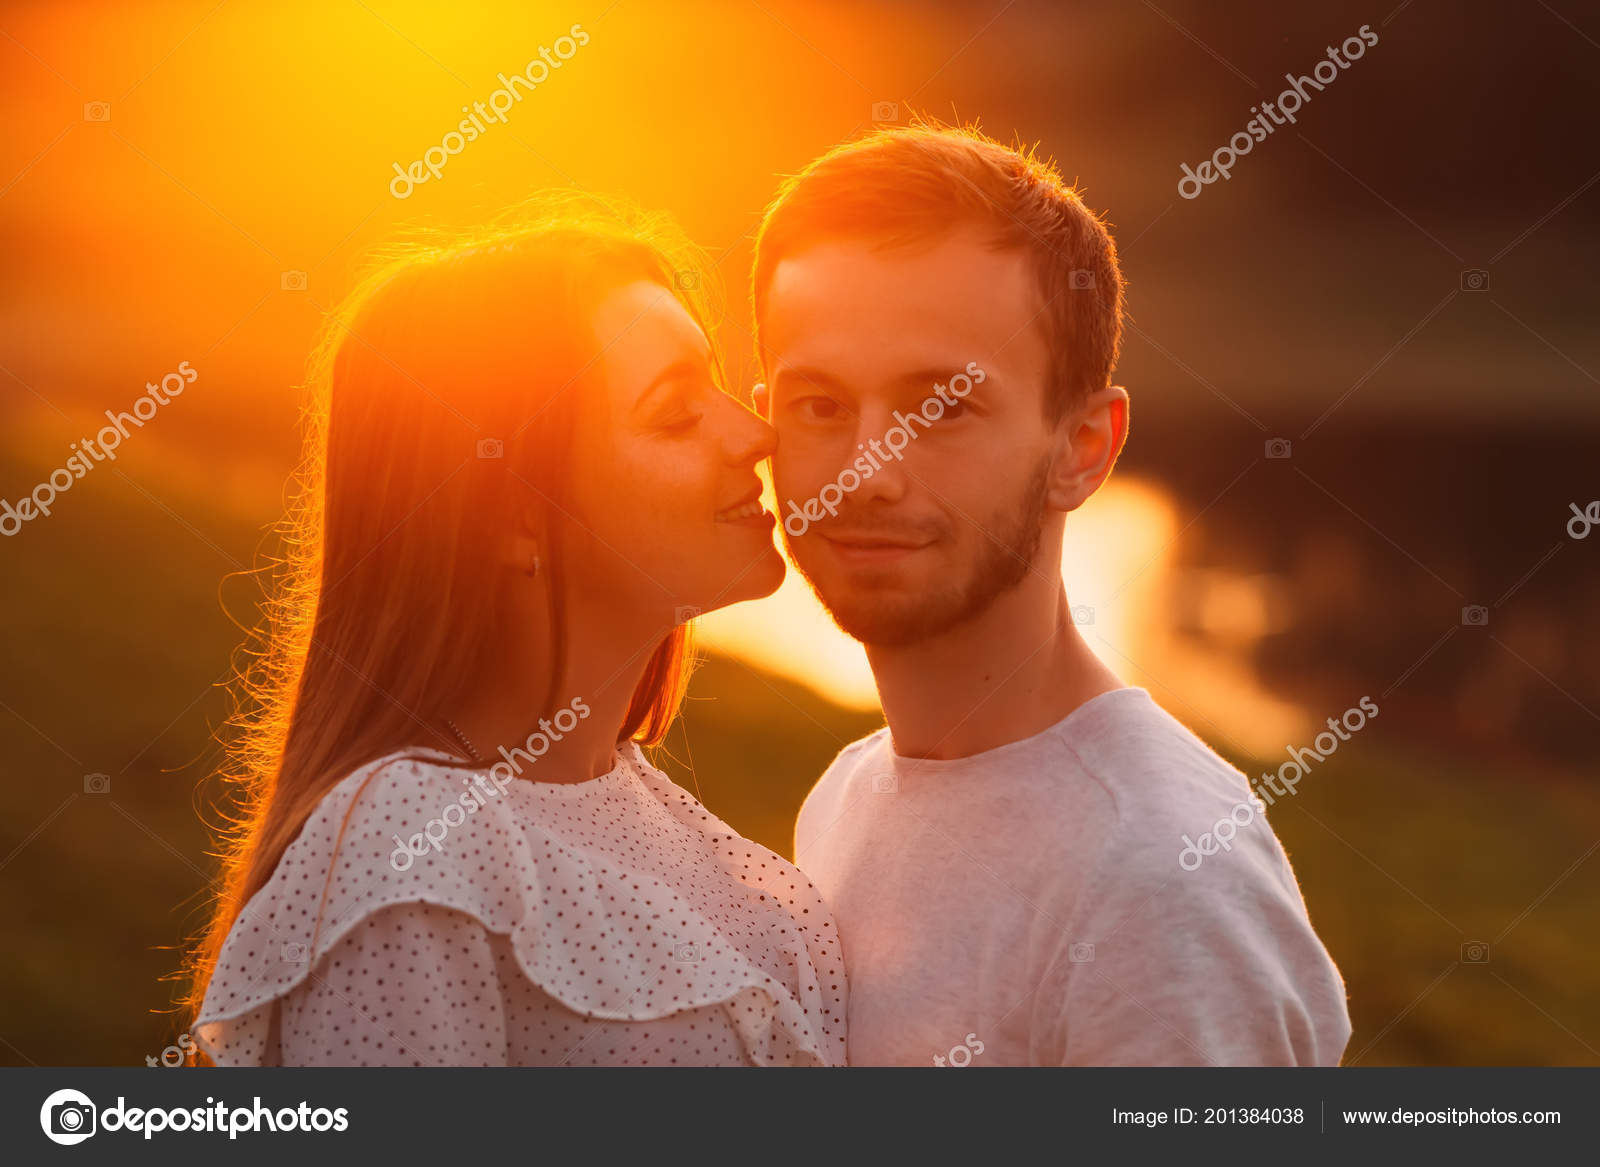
[{"xmin": 194, "ymin": 742, "xmax": 847, "ymax": 1066}]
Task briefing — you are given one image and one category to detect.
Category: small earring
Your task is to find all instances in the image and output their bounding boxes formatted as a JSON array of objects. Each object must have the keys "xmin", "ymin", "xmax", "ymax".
[{"xmin": 526, "ymin": 552, "xmax": 541, "ymax": 579}]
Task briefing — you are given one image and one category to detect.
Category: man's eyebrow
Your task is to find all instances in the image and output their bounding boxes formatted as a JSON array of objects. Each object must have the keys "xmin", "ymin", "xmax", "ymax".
[
  {"xmin": 773, "ymin": 365, "xmax": 984, "ymax": 396},
  {"xmin": 887, "ymin": 366, "xmax": 984, "ymax": 394},
  {"xmin": 770, "ymin": 366, "xmax": 852, "ymax": 394}
]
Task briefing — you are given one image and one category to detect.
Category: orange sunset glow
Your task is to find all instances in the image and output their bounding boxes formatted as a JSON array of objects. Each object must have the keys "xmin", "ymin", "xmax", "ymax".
[{"xmin": 6, "ymin": 0, "xmax": 1598, "ymax": 1082}]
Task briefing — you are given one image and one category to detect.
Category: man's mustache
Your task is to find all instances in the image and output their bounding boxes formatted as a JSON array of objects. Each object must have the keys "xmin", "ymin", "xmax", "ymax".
[{"xmin": 793, "ymin": 506, "xmax": 947, "ymax": 545}]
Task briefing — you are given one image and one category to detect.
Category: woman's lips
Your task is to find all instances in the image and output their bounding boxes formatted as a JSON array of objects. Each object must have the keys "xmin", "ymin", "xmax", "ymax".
[
  {"xmin": 714, "ymin": 481, "xmax": 768, "ymax": 524},
  {"xmin": 714, "ymin": 498, "xmax": 774, "ymax": 526}
]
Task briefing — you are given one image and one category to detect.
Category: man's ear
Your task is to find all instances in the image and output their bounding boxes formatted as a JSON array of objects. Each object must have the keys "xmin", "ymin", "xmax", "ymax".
[
  {"xmin": 1045, "ymin": 385, "xmax": 1130, "ymax": 513},
  {"xmin": 753, "ymin": 382, "xmax": 771, "ymax": 420}
]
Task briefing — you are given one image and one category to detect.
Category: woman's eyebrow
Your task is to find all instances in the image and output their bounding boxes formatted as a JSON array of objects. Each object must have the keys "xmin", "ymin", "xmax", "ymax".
[{"xmin": 633, "ymin": 357, "xmax": 703, "ymax": 412}]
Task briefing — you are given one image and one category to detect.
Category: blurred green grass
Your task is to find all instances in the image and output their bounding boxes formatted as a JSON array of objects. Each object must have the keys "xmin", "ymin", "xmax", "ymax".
[{"xmin": 1, "ymin": 439, "xmax": 1595, "ymax": 1066}]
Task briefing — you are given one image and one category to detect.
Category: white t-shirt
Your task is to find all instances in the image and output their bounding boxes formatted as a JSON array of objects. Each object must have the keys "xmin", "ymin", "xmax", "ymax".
[
  {"xmin": 795, "ymin": 686, "xmax": 1351, "ymax": 1066},
  {"xmin": 196, "ymin": 742, "xmax": 846, "ymax": 1066}
]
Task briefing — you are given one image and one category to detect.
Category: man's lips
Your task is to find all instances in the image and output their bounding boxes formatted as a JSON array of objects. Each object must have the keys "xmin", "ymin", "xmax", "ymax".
[
  {"xmin": 819, "ymin": 531, "xmax": 934, "ymax": 561},
  {"xmin": 823, "ymin": 532, "xmax": 929, "ymax": 549}
]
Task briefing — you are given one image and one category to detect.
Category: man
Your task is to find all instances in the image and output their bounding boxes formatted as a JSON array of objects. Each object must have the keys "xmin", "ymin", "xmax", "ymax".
[{"xmin": 751, "ymin": 123, "xmax": 1351, "ymax": 1065}]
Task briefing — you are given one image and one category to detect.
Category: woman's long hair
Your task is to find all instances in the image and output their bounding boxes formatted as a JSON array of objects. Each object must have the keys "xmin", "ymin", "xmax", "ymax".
[{"xmin": 178, "ymin": 192, "xmax": 723, "ymax": 1036}]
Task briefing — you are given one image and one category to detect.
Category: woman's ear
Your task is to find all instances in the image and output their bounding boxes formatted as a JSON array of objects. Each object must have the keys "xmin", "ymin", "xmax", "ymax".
[
  {"xmin": 1045, "ymin": 385, "xmax": 1130, "ymax": 513},
  {"xmin": 501, "ymin": 495, "xmax": 544, "ymax": 577},
  {"xmin": 503, "ymin": 533, "xmax": 542, "ymax": 577}
]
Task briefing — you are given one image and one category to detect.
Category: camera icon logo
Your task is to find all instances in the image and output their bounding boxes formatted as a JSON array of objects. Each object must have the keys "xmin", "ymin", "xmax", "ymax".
[
  {"xmin": 1265, "ymin": 438, "xmax": 1292, "ymax": 459},
  {"xmin": 674, "ymin": 941, "xmax": 700, "ymax": 962},
  {"xmin": 674, "ymin": 605, "xmax": 701, "ymax": 625},
  {"xmin": 673, "ymin": 269, "xmax": 700, "ymax": 291},
  {"xmin": 281, "ymin": 941, "xmax": 309, "ymax": 962},
  {"xmin": 1068, "ymin": 941, "xmax": 1096, "ymax": 963},
  {"xmin": 1070, "ymin": 605, "xmax": 1095, "ymax": 626},
  {"xmin": 476, "ymin": 437, "xmax": 504, "ymax": 459},
  {"xmin": 83, "ymin": 772, "xmax": 111, "ymax": 794},
  {"xmin": 1461, "ymin": 605, "xmax": 1489, "ymax": 627},
  {"xmin": 1460, "ymin": 268, "xmax": 1490, "ymax": 292},
  {"xmin": 280, "ymin": 270, "xmax": 308, "ymax": 292},
  {"xmin": 871, "ymin": 101, "xmax": 900, "ymax": 122},
  {"xmin": 83, "ymin": 102, "xmax": 111, "ymax": 122},
  {"xmin": 1461, "ymin": 940, "xmax": 1490, "ymax": 963},
  {"xmin": 1069, "ymin": 269, "xmax": 1095, "ymax": 290},
  {"xmin": 870, "ymin": 771, "xmax": 898, "ymax": 794},
  {"xmin": 40, "ymin": 1088, "xmax": 97, "ymax": 1145}
]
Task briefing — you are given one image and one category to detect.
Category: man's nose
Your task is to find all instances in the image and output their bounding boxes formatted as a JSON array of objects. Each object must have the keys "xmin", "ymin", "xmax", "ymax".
[{"xmin": 845, "ymin": 408, "xmax": 909, "ymax": 505}]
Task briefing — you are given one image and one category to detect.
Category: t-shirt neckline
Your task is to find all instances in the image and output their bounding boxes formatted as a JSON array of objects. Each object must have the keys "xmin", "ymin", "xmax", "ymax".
[{"xmin": 885, "ymin": 685, "xmax": 1149, "ymax": 771}]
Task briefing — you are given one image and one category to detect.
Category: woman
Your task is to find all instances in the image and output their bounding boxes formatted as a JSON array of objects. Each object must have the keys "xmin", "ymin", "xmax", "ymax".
[{"xmin": 181, "ymin": 192, "xmax": 845, "ymax": 1066}]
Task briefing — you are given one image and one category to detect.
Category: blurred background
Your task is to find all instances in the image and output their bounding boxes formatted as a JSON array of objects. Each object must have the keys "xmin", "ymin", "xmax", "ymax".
[{"xmin": 2, "ymin": 0, "xmax": 1597, "ymax": 1066}]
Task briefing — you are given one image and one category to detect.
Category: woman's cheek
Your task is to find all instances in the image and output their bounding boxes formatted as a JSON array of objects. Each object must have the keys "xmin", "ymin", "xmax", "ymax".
[
  {"xmin": 619, "ymin": 448, "xmax": 703, "ymax": 535},
  {"xmin": 658, "ymin": 441, "xmax": 717, "ymax": 502}
]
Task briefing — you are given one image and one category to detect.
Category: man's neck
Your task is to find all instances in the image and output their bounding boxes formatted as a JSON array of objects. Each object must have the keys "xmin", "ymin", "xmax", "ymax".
[{"xmin": 866, "ymin": 576, "xmax": 1125, "ymax": 761}]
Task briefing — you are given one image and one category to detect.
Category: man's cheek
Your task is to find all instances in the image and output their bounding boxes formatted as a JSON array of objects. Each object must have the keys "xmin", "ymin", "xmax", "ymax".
[{"xmin": 769, "ymin": 448, "xmax": 829, "ymax": 514}]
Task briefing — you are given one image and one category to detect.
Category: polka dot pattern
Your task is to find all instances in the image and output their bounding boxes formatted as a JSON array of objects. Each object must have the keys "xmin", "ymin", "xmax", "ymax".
[{"xmin": 195, "ymin": 743, "xmax": 847, "ymax": 1066}]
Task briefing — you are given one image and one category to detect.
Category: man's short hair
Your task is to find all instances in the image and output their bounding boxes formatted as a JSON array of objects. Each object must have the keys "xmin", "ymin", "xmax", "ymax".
[{"xmin": 752, "ymin": 121, "xmax": 1125, "ymax": 422}]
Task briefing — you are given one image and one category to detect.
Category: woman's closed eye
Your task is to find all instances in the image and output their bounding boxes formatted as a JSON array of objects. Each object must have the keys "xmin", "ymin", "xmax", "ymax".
[
  {"xmin": 657, "ymin": 409, "xmax": 703, "ymax": 436},
  {"xmin": 648, "ymin": 384, "xmax": 713, "ymax": 436}
]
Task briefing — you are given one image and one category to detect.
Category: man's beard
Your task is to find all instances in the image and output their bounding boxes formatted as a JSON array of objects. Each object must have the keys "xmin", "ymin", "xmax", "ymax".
[{"xmin": 789, "ymin": 459, "xmax": 1051, "ymax": 649}]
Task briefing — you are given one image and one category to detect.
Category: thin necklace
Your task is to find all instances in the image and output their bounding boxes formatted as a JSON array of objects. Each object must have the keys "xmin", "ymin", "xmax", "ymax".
[
  {"xmin": 443, "ymin": 718, "xmax": 482, "ymax": 763},
  {"xmin": 443, "ymin": 717, "xmax": 627, "ymax": 781}
]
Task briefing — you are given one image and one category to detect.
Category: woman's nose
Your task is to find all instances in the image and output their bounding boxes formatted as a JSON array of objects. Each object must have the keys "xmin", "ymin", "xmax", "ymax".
[{"xmin": 722, "ymin": 397, "xmax": 777, "ymax": 466}]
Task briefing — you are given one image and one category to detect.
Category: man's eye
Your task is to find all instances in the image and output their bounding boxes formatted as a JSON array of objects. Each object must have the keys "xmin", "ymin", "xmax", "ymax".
[
  {"xmin": 660, "ymin": 413, "xmax": 702, "ymax": 435},
  {"xmin": 793, "ymin": 396, "xmax": 844, "ymax": 422},
  {"xmin": 940, "ymin": 400, "xmax": 969, "ymax": 421}
]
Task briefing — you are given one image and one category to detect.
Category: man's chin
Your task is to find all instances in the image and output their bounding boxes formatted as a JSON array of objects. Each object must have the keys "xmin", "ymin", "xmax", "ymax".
[
  {"xmin": 813, "ymin": 589, "xmax": 974, "ymax": 649},
  {"xmin": 791, "ymin": 548, "xmax": 979, "ymax": 647},
  {"xmin": 835, "ymin": 615, "xmax": 940, "ymax": 649}
]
